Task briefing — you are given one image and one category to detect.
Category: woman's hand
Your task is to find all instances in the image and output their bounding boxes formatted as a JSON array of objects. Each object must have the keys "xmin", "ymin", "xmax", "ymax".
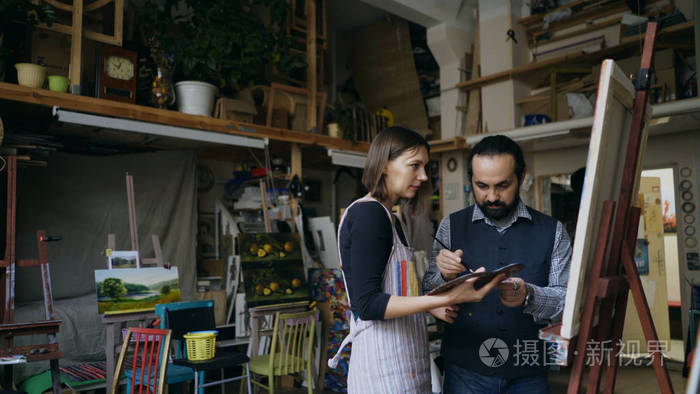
[
  {"xmin": 442, "ymin": 267, "xmax": 505, "ymax": 304},
  {"xmin": 429, "ymin": 305, "xmax": 460, "ymax": 323}
]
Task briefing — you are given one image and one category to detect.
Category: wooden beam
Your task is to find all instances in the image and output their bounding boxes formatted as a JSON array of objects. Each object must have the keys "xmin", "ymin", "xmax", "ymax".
[
  {"xmin": 306, "ymin": 0, "xmax": 317, "ymax": 132},
  {"xmin": 0, "ymin": 82, "xmax": 370, "ymax": 153},
  {"xmin": 70, "ymin": 0, "xmax": 83, "ymax": 94}
]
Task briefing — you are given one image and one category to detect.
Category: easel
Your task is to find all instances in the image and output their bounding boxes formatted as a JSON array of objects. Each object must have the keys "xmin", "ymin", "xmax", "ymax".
[
  {"xmin": 0, "ymin": 156, "xmax": 62, "ymax": 394},
  {"xmin": 563, "ymin": 23, "xmax": 673, "ymax": 393},
  {"xmin": 107, "ymin": 174, "xmax": 163, "ymax": 266},
  {"xmin": 103, "ymin": 173, "xmax": 163, "ymax": 390}
]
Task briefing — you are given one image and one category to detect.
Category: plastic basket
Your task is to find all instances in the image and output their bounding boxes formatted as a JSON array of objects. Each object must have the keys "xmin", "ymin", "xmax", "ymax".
[{"xmin": 183, "ymin": 331, "xmax": 217, "ymax": 361}]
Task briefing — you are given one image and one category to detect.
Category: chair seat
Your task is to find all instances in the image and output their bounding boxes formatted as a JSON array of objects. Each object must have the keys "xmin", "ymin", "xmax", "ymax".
[
  {"xmin": 248, "ymin": 353, "xmax": 307, "ymax": 375},
  {"xmin": 165, "ymin": 363, "xmax": 196, "ymax": 383},
  {"xmin": 173, "ymin": 351, "xmax": 249, "ymax": 372}
]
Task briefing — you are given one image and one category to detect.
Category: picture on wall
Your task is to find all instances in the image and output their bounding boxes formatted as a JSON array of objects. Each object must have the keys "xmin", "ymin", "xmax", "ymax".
[
  {"xmin": 108, "ymin": 250, "xmax": 140, "ymax": 269},
  {"xmin": 95, "ymin": 267, "xmax": 181, "ymax": 314},
  {"xmin": 198, "ymin": 213, "xmax": 217, "ymax": 258},
  {"xmin": 238, "ymin": 233, "xmax": 308, "ymax": 307}
]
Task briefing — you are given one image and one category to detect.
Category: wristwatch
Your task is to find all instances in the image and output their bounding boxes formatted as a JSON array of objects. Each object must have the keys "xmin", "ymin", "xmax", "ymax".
[{"xmin": 523, "ymin": 284, "xmax": 535, "ymax": 307}]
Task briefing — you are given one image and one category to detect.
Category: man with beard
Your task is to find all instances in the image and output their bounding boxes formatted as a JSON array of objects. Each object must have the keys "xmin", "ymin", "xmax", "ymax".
[{"xmin": 423, "ymin": 135, "xmax": 572, "ymax": 393}]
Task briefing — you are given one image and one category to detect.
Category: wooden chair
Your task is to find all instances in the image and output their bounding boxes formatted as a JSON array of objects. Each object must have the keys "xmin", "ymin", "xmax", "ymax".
[
  {"xmin": 111, "ymin": 327, "xmax": 172, "ymax": 394},
  {"xmin": 159, "ymin": 301, "xmax": 251, "ymax": 394},
  {"xmin": 248, "ymin": 310, "xmax": 317, "ymax": 394}
]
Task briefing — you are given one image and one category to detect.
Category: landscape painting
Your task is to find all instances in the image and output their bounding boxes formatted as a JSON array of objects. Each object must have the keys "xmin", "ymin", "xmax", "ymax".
[
  {"xmin": 239, "ymin": 233, "xmax": 309, "ymax": 307},
  {"xmin": 95, "ymin": 267, "xmax": 181, "ymax": 314}
]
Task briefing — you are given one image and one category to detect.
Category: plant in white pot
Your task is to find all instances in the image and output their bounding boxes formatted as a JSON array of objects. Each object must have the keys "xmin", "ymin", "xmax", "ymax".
[{"xmin": 140, "ymin": 0, "xmax": 301, "ymax": 117}]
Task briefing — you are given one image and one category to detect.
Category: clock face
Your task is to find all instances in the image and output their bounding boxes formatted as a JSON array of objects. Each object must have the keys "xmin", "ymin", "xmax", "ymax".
[{"xmin": 104, "ymin": 55, "xmax": 134, "ymax": 80}]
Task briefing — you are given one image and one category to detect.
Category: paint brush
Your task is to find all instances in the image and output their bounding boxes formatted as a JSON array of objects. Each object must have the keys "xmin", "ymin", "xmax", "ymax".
[{"xmin": 433, "ymin": 236, "xmax": 474, "ymax": 273}]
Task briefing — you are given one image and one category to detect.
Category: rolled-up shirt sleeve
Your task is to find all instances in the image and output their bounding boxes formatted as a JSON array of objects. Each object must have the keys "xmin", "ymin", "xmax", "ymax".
[
  {"xmin": 339, "ymin": 203, "xmax": 394, "ymax": 321},
  {"xmin": 422, "ymin": 216, "xmax": 450, "ymax": 293}
]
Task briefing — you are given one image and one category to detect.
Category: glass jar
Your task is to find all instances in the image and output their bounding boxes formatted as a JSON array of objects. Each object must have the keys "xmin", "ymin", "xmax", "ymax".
[{"xmin": 150, "ymin": 67, "xmax": 175, "ymax": 109}]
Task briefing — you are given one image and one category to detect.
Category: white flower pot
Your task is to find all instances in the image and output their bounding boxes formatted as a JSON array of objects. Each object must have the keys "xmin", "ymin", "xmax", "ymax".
[
  {"xmin": 15, "ymin": 63, "xmax": 47, "ymax": 88},
  {"xmin": 175, "ymin": 81, "xmax": 218, "ymax": 116}
]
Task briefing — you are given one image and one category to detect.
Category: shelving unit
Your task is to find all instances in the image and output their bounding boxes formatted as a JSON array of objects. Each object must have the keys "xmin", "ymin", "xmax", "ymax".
[
  {"xmin": 0, "ymin": 82, "xmax": 370, "ymax": 154},
  {"xmin": 456, "ymin": 21, "xmax": 694, "ymax": 92}
]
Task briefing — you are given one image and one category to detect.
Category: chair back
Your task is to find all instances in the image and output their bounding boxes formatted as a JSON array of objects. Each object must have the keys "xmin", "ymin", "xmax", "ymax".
[
  {"xmin": 269, "ymin": 309, "xmax": 316, "ymax": 375},
  {"xmin": 111, "ymin": 327, "xmax": 172, "ymax": 394},
  {"xmin": 155, "ymin": 300, "xmax": 215, "ymax": 358}
]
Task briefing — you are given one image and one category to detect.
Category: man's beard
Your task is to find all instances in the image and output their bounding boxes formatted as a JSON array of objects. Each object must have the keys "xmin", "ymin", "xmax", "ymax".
[{"xmin": 477, "ymin": 189, "xmax": 520, "ymax": 221}]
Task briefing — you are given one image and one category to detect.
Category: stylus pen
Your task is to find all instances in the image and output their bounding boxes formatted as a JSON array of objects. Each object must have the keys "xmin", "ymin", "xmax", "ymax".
[{"xmin": 433, "ymin": 236, "xmax": 474, "ymax": 273}]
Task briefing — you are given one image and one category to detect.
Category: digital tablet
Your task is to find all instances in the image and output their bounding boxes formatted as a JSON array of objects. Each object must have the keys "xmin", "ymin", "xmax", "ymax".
[{"xmin": 427, "ymin": 263, "xmax": 525, "ymax": 295}]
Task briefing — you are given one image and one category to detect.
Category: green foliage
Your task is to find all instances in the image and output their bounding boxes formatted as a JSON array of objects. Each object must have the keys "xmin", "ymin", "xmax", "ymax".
[
  {"xmin": 100, "ymin": 278, "xmax": 127, "ymax": 299},
  {"xmin": 0, "ymin": 0, "xmax": 56, "ymax": 76},
  {"xmin": 139, "ymin": 0, "xmax": 302, "ymax": 89},
  {"xmin": 160, "ymin": 285, "xmax": 171, "ymax": 295},
  {"xmin": 124, "ymin": 283, "xmax": 150, "ymax": 294}
]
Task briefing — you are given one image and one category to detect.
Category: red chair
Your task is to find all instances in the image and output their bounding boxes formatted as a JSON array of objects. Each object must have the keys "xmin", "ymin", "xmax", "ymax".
[{"xmin": 111, "ymin": 327, "xmax": 172, "ymax": 394}]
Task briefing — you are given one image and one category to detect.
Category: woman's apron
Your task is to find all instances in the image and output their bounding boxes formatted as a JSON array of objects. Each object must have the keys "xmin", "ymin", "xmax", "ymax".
[{"xmin": 328, "ymin": 197, "xmax": 431, "ymax": 393}]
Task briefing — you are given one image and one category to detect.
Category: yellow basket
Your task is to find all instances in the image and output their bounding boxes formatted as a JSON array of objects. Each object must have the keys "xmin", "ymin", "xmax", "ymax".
[{"xmin": 183, "ymin": 331, "xmax": 217, "ymax": 361}]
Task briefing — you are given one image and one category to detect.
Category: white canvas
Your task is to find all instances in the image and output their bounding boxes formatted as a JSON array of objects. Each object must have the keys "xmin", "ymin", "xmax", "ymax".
[
  {"xmin": 560, "ymin": 59, "xmax": 649, "ymax": 339},
  {"xmin": 309, "ymin": 216, "xmax": 340, "ymax": 269}
]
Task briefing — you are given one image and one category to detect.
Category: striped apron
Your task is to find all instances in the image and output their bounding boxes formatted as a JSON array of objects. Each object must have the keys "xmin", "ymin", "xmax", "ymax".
[{"xmin": 329, "ymin": 197, "xmax": 431, "ymax": 393}]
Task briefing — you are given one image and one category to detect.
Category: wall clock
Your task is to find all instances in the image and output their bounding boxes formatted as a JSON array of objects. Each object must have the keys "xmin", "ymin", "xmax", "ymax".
[{"xmin": 97, "ymin": 45, "xmax": 137, "ymax": 103}]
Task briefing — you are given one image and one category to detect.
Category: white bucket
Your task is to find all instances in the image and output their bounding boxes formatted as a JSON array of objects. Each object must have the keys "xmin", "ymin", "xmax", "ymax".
[{"xmin": 175, "ymin": 81, "xmax": 218, "ymax": 116}]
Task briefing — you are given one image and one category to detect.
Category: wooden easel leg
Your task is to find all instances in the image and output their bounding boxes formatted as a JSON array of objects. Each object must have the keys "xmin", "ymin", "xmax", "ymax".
[
  {"xmin": 621, "ymin": 250, "xmax": 674, "ymax": 393},
  {"xmin": 50, "ymin": 358, "xmax": 61, "ymax": 394},
  {"xmin": 603, "ymin": 207, "xmax": 641, "ymax": 393},
  {"xmin": 568, "ymin": 200, "xmax": 616, "ymax": 394}
]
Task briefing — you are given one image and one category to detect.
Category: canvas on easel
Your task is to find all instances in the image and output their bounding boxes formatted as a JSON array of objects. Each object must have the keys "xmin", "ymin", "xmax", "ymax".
[{"xmin": 560, "ymin": 59, "xmax": 642, "ymax": 340}]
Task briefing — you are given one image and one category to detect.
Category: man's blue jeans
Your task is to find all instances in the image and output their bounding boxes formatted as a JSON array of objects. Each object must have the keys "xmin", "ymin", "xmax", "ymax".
[{"xmin": 442, "ymin": 362, "xmax": 549, "ymax": 394}]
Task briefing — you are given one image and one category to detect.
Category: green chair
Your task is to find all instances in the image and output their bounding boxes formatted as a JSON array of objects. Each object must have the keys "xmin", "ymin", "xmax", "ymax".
[{"xmin": 248, "ymin": 309, "xmax": 316, "ymax": 394}]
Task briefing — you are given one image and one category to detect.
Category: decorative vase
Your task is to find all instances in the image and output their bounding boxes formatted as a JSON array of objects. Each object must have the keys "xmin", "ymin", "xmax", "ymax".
[
  {"xmin": 150, "ymin": 67, "xmax": 176, "ymax": 109},
  {"xmin": 15, "ymin": 63, "xmax": 46, "ymax": 88},
  {"xmin": 175, "ymin": 81, "xmax": 218, "ymax": 116}
]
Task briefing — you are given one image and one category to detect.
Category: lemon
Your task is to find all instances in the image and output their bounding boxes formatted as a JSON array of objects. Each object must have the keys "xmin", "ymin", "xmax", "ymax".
[
  {"xmin": 263, "ymin": 244, "xmax": 273, "ymax": 253},
  {"xmin": 280, "ymin": 252, "xmax": 286, "ymax": 257},
  {"xmin": 269, "ymin": 282, "xmax": 280, "ymax": 292},
  {"xmin": 285, "ymin": 288, "xmax": 293, "ymax": 295},
  {"xmin": 263, "ymin": 288, "xmax": 271, "ymax": 296},
  {"xmin": 284, "ymin": 241, "xmax": 294, "ymax": 252},
  {"xmin": 257, "ymin": 249, "xmax": 266, "ymax": 257},
  {"xmin": 291, "ymin": 278, "xmax": 301, "ymax": 288}
]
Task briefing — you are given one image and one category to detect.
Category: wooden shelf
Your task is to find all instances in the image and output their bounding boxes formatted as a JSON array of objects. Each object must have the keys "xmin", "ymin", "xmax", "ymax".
[
  {"xmin": 456, "ymin": 21, "xmax": 694, "ymax": 92},
  {"xmin": 429, "ymin": 136, "xmax": 467, "ymax": 153},
  {"xmin": 0, "ymin": 82, "xmax": 370, "ymax": 154}
]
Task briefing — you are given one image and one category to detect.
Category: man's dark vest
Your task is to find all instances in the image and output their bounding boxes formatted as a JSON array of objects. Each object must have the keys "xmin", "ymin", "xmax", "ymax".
[{"xmin": 441, "ymin": 205, "xmax": 556, "ymax": 379}]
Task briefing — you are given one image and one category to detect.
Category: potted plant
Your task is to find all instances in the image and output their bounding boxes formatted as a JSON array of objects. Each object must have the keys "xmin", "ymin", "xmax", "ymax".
[
  {"xmin": 0, "ymin": 0, "xmax": 55, "ymax": 80},
  {"xmin": 140, "ymin": 0, "xmax": 300, "ymax": 116}
]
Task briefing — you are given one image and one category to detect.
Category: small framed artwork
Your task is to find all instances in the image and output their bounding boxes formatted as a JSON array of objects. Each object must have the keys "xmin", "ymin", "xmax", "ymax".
[
  {"xmin": 108, "ymin": 250, "xmax": 140, "ymax": 269},
  {"xmin": 198, "ymin": 213, "xmax": 217, "ymax": 258}
]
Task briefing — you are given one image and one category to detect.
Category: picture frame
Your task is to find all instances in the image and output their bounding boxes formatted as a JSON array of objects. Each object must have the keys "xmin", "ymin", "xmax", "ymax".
[
  {"xmin": 108, "ymin": 250, "xmax": 140, "ymax": 269},
  {"xmin": 198, "ymin": 213, "xmax": 218, "ymax": 258}
]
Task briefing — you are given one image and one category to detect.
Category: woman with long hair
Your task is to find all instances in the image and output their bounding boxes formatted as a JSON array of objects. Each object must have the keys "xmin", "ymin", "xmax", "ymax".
[{"xmin": 328, "ymin": 126, "xmax": 503, "ymax": 393}]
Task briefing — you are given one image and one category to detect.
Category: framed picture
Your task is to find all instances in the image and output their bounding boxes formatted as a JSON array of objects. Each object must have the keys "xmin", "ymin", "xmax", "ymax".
[
  {"xmin": 108, "ymin": 250, "xmax": 140, "ymax": 269},
  {"xmin": 238, "ymin": 233, "xmax": 309, "ymax": 307},
  {"xmin": 95, "ymin": 267, "xmax": 181, "ymax": 314},
  {"xmin": 198, "ymin": 213, "xmax": 217, "ymax": 258}
]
